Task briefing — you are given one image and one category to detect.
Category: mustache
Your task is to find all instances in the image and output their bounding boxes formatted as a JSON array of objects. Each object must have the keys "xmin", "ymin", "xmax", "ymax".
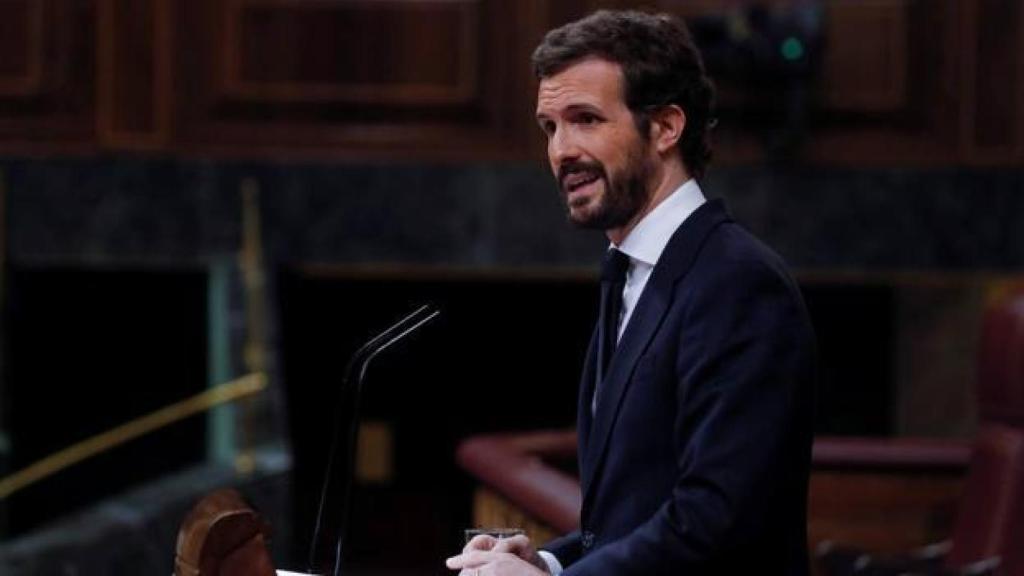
[{"xmin": 558, "ymin": 160, "xmax": 606, "ymax": 189}]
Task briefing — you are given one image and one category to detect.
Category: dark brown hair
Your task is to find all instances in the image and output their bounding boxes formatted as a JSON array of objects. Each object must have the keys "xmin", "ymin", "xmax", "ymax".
[{"xmin": 532, "ymin": 10, "xmax": 715, "ymax": 179}]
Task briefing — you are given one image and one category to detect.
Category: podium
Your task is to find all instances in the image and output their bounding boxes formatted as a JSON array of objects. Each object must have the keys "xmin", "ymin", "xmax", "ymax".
[
  {"xmin": 176, "ymin": 306, "xmax": 440, "ymax": 576},
  {"xmin": 174, "ymin": 488, "xmax": 322, "ymax": 576}
]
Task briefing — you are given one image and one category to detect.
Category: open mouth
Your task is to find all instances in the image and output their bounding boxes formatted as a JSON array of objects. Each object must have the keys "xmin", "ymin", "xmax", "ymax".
[{"xmin": 562, "ymin": 170, "xmax": 602, "ymax": 193}]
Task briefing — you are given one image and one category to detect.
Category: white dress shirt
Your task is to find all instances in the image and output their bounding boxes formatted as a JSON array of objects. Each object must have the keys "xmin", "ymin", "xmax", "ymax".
[
  {"xmin": 538, "ymin": 178, "xmax": 706, "ymax": 575},
  {"xmin": 613, "ymin": 178, "xmax": 706, "ymax": 341}
]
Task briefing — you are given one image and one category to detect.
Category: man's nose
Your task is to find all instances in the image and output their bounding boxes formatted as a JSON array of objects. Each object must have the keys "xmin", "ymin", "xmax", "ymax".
[{"xmin": 549, "ymin": 128, "xmax": 581, "ymax": 167}]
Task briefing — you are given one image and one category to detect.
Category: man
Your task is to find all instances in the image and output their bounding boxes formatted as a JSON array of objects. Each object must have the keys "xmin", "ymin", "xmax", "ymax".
[{"xmin": 447, "ymin": 10, "xmax": 815, "ymax": 575}]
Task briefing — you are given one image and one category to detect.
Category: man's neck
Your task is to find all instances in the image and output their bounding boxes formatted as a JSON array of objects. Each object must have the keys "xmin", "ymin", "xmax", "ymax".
[{"xmin": 607, "ymin": 160, "xmax": 690, "ymax": 245}]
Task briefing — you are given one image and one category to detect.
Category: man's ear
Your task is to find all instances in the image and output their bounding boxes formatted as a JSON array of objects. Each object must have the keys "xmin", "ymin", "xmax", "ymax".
[{"xmin": 649, "ymin": 104, "xmax": 686, "ymax": 155}]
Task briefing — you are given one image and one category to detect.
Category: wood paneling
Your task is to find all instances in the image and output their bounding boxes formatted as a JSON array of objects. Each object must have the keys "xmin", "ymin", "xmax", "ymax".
[
  {"xmin": 641, "ymin": 0, "xmax": 963, "ymax": 166},
  {"xmin": 0, "ymin": 0, "xmax": 96, "ymax": 148},
  {"xmin": 223, "ymin": 0, "xmax": 479, "ymax": 106},
  {"xmin": 0, "ymin": 0, "xmax": 44, "ymax": 96},
  {"xmin": 97, "ymin": 0, "xmax": 172, "ymax": 148},
  {"xmin": 0, "ymin": 0, "xmax": 1018, "ymax": 164},
  {"xmin": 808, "ymin": 0, "xmax": 958, "ymax": 165},
  {"xmin": 961, "ymin": 0, "xmax": 1024, "ymax": 163},
  {"xmin": 171, "ymin": 0, "xmax": 554, "ymax": 159},
  {"xmin": 821, "ymin": 0, "xmax": 908, "ymax": 112},
  {"xmin": 808, "ymin": 471, "xmax": 962, "ymax": 555}
]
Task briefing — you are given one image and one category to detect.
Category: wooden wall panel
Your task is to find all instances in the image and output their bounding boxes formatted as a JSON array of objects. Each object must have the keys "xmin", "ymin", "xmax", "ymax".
[
  {"xmin": 0, "ymin": 0, "xmax": 96, "ymax": 149},
  {"xmin": 821, "ymin": 0, "xmax": 908, "ymax": 112},
  {"xmin": 0, "ymin": 0, "xmax": 43, "ymax": 96},
  {"xmin": 0, "ymin": 0, "xmax": 1017, "ymax": 164},
  {"xmin": 223, "ymin": 0, "xmax": 479, "ymax": 105},
  {"xmin": 171, "ymin": 0, "xmax": 558, "ymax": 159},
  {"xmin": 97, "ymin": 0, "xmax": 172, "ymax": 148},
  {"xmin": 808, "ymin": 471, "xmax": 962, "ymax": 558},
  {"xmin": 961, "ymin": 0, "xmax": 1024, "ymax": 163},
  {"xmin": 635, "ymin": 0, "xmax": 952, "ymax": 165},
  {"xmin": 804, "ymin": 0, "xmax": 962, "ymax": 165}
]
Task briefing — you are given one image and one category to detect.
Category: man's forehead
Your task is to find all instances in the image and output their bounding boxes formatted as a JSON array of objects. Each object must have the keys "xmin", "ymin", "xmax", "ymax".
[{"xmin": 536, "ymin": 57, "xmax": 624, "ymax": 113}]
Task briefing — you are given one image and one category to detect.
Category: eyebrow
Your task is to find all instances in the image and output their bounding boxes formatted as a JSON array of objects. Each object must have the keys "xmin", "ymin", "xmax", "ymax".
[
  {"xmin": 536, "ymin": 103, "xmax": 604, "ymax": 122},
  {"xmin": 565, "ymin": 103, "xmax": 603, "ymax": 114}
]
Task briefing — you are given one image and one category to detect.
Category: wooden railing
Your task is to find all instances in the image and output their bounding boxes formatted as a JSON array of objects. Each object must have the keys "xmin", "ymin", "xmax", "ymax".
[{"xmin": 457, "ymin": 430, "xmax": 969, "ymax": 561}]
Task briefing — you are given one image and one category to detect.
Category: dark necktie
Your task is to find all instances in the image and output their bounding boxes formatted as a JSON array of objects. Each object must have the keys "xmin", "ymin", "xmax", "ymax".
[{"xmin": 597, "ymin": 248, "xmax": 630, "ymax": 388}]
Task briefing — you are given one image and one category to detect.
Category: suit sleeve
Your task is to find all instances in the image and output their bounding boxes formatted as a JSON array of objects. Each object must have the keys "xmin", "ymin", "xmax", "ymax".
[
  {"xmin": 564, "ymin": 257, "xmax": 815, "ymax": 575},
  {"xmin": 543, "ymin": 530, "xmax": 581, "ymax": 568}
]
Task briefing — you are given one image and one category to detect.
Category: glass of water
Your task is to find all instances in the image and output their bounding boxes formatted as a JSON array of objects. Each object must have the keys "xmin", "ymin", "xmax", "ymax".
[{"xmin": 464, "ymin": 527, "xmax": 526, "ymax": 544}]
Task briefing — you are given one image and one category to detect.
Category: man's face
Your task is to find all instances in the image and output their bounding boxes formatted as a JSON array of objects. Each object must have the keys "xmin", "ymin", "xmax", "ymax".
[{"xmin": 535, "ymin": 58, "xmax": 654, "ymax": 231}]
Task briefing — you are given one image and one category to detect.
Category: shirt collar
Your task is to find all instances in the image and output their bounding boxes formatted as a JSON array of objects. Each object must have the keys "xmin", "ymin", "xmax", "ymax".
[{"xmin": 613, "ymin": 179, "xmax": 706, "ymax": 267}]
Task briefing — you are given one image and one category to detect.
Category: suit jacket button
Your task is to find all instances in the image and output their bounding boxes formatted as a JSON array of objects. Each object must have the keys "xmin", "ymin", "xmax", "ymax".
[{"xmin": 582, "ymin": 531, "xmax": 595, "ymax": 549}]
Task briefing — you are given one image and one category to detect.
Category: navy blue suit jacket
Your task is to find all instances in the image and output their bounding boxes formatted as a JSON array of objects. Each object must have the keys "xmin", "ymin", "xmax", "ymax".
[{"xmin": 545, "ymin": 199, "xmax": 815, "ymax": 575}]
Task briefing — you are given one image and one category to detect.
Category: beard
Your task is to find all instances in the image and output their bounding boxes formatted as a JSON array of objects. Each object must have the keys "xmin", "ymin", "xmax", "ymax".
[{"xmin": 558, "ymin": 140, "xmax": 654, "ymax": 231}]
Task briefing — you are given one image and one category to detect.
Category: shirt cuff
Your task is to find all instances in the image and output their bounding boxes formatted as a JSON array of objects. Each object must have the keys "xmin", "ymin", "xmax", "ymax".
[{"xmin": 538, "ymin": 550, "xmax": 564, "ymax": 575}]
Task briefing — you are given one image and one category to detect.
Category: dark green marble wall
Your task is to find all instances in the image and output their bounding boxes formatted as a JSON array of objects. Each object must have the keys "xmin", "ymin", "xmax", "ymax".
[{"xmin": 1, "ymin": 157, "xmax": 1022, "ymax": 270}]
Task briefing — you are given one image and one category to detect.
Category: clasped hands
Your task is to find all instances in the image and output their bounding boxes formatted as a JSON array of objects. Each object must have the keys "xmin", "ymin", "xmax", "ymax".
[{"xmin": 445, "ymin": 533, "xmax": 550, "ymax": 576}]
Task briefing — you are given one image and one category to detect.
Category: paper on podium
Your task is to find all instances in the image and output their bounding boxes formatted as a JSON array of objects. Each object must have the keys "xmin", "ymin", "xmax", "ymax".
[{"xmin": 278, "ymin": 571, "xmax": 318, "ymax": 575}]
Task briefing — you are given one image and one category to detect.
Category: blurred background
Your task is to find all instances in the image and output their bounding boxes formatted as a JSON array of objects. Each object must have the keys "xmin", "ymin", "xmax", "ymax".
[{"xmin": 0, "ymin": 0, "xmax": 1022, "ymax": 574}]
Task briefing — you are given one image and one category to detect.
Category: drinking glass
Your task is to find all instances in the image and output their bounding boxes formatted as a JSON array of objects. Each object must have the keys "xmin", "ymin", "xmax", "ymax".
[{"xmin": 463, "ymin": 527, "xmax": 526, "ymax": 545}]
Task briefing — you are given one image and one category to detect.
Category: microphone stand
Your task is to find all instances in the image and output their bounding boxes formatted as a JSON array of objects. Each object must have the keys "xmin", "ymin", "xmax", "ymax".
[{"xmin": 307, "ymin": 305, "xmax": 440, "ymax": 576}]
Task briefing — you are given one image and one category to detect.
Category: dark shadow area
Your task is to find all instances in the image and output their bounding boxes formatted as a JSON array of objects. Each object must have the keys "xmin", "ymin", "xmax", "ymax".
[
  {"xmin": 277, "ymin": 268, "xmax": 898, "ymax": 572},
  {"xmin": 3, "ymin": 267, "xmax": 208, "ymax": 536}
]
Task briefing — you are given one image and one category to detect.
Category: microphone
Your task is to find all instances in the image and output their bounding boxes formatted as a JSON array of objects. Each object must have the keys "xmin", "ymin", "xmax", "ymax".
[{"xmin": 307, "ymin": 305, "xmax": 440, "ymax": 576}]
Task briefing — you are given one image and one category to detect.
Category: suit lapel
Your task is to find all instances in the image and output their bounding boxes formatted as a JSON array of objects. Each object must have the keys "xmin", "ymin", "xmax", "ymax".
[
  {"xmin": 577, "ymin": 326, "xmax": 598, "ymax": 468},
  {"xmin": 579, "ymin": 199, "xmax": 732, "ymax": 515}
]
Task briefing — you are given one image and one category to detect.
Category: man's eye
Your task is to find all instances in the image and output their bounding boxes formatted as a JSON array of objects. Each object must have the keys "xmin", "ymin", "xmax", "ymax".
[
  {"xmin": 540, "ymin": 121, "xmax": 555, "ymax": 136},
  {"xmin": 577, "ymin": 113, "xmax": 600, "ymax": 125}
]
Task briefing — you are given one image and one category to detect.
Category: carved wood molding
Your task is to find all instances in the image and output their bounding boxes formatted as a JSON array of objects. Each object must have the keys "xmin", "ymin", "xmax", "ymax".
[
  {"xmin": 0, "ymin": 0, "xmax": 45, "ymax": 97},
  {"xmin": 821, "ymin": 0, "xmax": 909, "ymax": 112},
  {"xmin": 959, "ymin": 0, "xmax": 1024, "ymax": 164},
  {"xmin": 219, "ymin": 0, "xmax": 481, "ymax": 106},
  {"xmin": 168, "ymin": 0, "xmax": 550, "ymax": 159},
  {"xmin": 0, "ymin": 0, "xmax": 96, "ymax": 149},
  {"xmin": 0, "ymin": 0, "xmax": 1018, "ymax": 164},
  {"xmin": 96, "ymin": 0, "xmax": 173, "ymax": 148}
]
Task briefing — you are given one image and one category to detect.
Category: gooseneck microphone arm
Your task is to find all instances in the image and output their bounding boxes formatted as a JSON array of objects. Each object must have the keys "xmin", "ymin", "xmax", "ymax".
[{"xmin": 307, "ymin": 305, "xmax": 441, "ymax": 576}]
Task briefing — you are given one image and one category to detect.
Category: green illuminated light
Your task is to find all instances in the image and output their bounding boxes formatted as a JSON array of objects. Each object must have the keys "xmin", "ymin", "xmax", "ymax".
[{"xmin": 781, "ymin": 37, "xmax": 805, "ymax": 61}]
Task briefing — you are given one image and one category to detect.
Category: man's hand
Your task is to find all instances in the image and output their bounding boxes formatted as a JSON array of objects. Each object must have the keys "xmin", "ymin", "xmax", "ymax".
[
  {"xmin": 445, "ymin": 550, "xmax": 547, "ymax": 576},
  {"xmin": 446, "ymin": 534, "xmax": 550, "ymax": 575}
]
